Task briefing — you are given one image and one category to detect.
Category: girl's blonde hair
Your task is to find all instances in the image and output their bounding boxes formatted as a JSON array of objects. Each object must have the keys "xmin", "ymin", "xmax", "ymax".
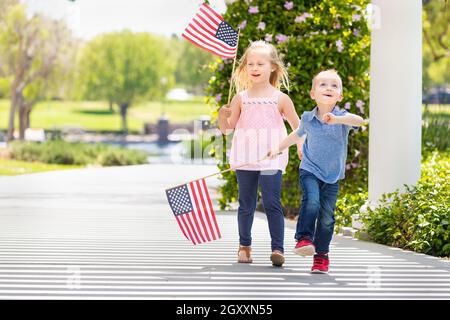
[{"xmin": 233, "ymin": 40, "xmax": 289, "ymax": 93}]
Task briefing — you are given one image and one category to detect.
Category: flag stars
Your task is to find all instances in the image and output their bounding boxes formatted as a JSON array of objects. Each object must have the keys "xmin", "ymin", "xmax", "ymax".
[
  {"xmin": 216, "ymin": 21, "xmax": 238, "ymax": 47},
  {"xmin": 166, "ymin": 185, "xmax": 193, "ymax": 215}
]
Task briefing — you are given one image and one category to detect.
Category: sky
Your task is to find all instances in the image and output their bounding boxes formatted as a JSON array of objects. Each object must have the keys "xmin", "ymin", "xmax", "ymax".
[{"xmin": 23, "ymin": 0, "xmax": 227, "ymax": 40}]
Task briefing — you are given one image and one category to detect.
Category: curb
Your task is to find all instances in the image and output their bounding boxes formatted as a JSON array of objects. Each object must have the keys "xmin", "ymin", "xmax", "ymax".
[{"xmin": 338, "ymin": 226, "xmax": 371, "ymax": 241}]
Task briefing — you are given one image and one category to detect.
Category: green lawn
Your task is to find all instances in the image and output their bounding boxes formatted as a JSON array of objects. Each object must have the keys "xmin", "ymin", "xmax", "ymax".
[
  {"xmin": 0, "ymin": 98, "xmax": 214, "ymax": 133},
  {"xmin": 0, "ymin": 158, "xmax": 83, "ymax": 176},
  {"xmin": 423, "ymin": 104, "xmax": 450, "ymax": 121},
  {"xmin": 1, "ymin": 100, "xmax": 446, "ymax": 134}
]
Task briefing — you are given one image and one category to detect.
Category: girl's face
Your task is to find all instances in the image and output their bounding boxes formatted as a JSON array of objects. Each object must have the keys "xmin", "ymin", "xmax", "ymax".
[{"xmin": 245, "ymin": 49, "xmax": 273, "ymax": 86}]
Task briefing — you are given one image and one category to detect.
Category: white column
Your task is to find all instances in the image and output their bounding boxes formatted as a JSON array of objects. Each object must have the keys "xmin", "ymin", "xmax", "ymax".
[{"xmin": 368, "ymin": 0, "xmax": 422, "ymax": 203}]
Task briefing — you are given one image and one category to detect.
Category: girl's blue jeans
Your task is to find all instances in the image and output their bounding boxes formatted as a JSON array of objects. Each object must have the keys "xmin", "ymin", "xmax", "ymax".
[
  {"xmin": 236, "ymin": 170, "xmax": 284, "ymax": 253},
  {"xmin": 295, "ymin": 169, "xmax": 339, "ymax": 254}
]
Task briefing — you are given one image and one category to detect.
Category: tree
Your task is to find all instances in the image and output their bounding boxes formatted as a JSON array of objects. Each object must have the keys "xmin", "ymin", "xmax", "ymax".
[
  {"xmin": 0, "ymin": 2, "xmax": 76, "ymax": 141},
  {"xmin": 207, "ymin": 0, "xmax": 371, "ymax": 216},
  {"xmin": 78, "ymin": 31, "xmax": 175, "ymax": 134},
  {"xmin": 175, "ymin": 39, "xmax": 216, "ymax": 95},
  {"xmin": 422, "ymin": 0, "xmax": 449, "ymax": 94}
]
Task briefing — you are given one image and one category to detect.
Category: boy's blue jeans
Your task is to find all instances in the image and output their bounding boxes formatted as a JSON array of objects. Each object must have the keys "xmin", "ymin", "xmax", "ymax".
[
  {"xmin": 295, "ymin": 169, "xmax": 339, "ymax": 254},
  {"xmin": 236, "ymin": 170, "xmax": 284, "ymax": 253}
]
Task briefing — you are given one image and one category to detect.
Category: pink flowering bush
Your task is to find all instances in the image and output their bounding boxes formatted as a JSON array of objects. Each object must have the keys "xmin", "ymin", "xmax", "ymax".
[{"xmin": 207, "ymin": 0, "xmax": 370, "ymax": 216}]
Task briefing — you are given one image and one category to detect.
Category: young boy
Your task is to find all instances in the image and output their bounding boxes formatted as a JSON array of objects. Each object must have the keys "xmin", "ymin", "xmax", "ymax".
[{"xmin": 267, "ymin": 69, "xmax": 364, "ymax": 273}]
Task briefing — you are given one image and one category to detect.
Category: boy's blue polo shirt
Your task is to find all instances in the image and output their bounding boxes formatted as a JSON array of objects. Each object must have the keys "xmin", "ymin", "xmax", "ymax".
[{"xmin": 296, "ymin": 106, "xmax": 357, "ymax": 184}]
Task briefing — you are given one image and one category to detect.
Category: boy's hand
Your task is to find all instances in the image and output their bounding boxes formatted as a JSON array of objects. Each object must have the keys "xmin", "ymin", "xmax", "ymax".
[
  {"xmin": 322, "ymin": 113, "xmax": 338, "ymax": 124},
  {"xmin": 219, "ymin": 105, "xmax": 232, "ymax": 118},
  {"xmin": 266, "ymin": 149, "xmax": 281, "ymax": 160},
  {"xmin": 297, "ymin": 148, "xmax": 303, "ymax": 160}
]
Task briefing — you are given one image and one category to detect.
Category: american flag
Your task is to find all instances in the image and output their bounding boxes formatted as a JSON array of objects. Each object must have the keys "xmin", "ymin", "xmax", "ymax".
[
  {"xmin": 166, "ymin": 179, "xmax": 221, "ymax": 245},
  {"xmin": 182, "ymin": 3, "xmax": 238, "ymax": 59}
]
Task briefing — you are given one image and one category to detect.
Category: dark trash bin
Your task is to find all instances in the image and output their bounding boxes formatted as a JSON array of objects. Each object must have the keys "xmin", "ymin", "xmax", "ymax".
[{"xmin": 157, "ymin": 116, "xmax": 170, "ymax": 142}]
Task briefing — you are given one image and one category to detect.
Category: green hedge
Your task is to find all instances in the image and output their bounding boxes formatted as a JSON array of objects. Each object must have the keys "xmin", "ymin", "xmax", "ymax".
[
  {"xmin": 359, "ymin": 151, "xmax": 450, "ymax": 257},
  {"xmin": 207, "ymin": 0, "xmax": 371, "ymax": 216},
  {"xmin": 9, "ymin": 140, "xmax": 148, "ymax": 167},
  {"xmin": 335, "ymin": 190, "xmax": 367, "ymax": 231},
  {"xmin": 422, "ymin": 106, "xmax": 449, "ymax": 155}
]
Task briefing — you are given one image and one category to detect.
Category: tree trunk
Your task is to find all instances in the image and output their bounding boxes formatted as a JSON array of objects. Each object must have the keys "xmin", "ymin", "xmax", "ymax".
[
  {"xmin": 109, "ymin": 100, "xmax": 114, "ymax": 113},
  {"xmin": 25, "ymin": 106, "xmax": 32, "ymax": 129},
  {"xmin": 120, "ymin": 103, "xmax": 129, "ymax": 135},
  {"xmin": 7, "ymin": 99, "xmax": 17, "ymax": 142},
  {"xmin": 18, "ymin": 102, "xmax": 32, "ymax": 140},
  {"xmin": 6, "ymin": 91, "xmax": 22, "ymax": 142},
  {"xmin": 18, "ymin": 107, "xmax": 25, "ymax": 140}
]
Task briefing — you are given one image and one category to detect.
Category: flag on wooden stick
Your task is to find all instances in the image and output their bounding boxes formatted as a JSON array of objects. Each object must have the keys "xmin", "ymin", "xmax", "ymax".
[
  {"xmin": 166, "ymin": 179, "xmax": 221, "ymax": 245},
  {"xmin": 182, "ymin": 3, "xmax": 238, "ymax": 59}
]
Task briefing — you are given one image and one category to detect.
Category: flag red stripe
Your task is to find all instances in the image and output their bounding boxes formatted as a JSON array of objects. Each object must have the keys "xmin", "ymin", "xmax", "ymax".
[
  {"xmin": 199, "ymin": 7, "xmax": 222, "ymax": 28},
  {"xmin": 183, "ymin": 28, "xmax": 235, "ymax": 57},
  {"xmin": 202, "ymin": 3, "xmax": 224, "ymax": 22},
  {"xmin": 194, "ymin": 179, "xmax": 216, "ymax": 240},
  {"xmin": 189, "ymin": 181, "xmax": 212, "ymax": 241},
  {"xmin": 190, "ymin": 180, "xmax": 213, "ymax": 241},
  {"xmin": 191, "ymin": 180, "xmax": 214, "ymax": 240},
  {"xmin": 184, "ymin": 213, "xmax": 202, "ymax": 244},
  {"xmin": 181, "ymin": 2, "xmax": 237, "ymax": 59},
  {"xmin": 175, "ymin": 216, "xmax": 190, "ymax": 241},
  {"xmin": 190, "ymin": 18, "xmax": 236, "ymax": 51},
  {"xmin": 179, "ymin": 214, "xmax": 197, "ymax": 245},
  {"xmin": 181, "ymin": 34, "xmax": 233, "ymax": 58},
  {"xmin": 201, "ymin": 178, "xmax": 221, "ymax": 239},
  {"xmin": 195, "ymin": 12, "xmax": 218, "ymax": 34},
  {"xmin": 187, "ymin": 22, "xmax": 236, "ymax": 53},
  {"xmin": 188, "ymin": 22, "xmax": 220, "ymax": 49},
  {"xmin": 188, "ymin": 182, "xmax": 211, "ymax": 242},
  {"xmin": 181, "ymin": 33, "xmax": 236, "ymax": 59},
  {"xmin": 190, "ymin": 213, "xmax": 206, "ymax": 243},
  {"xmin": 191, "ymin": 17, "xmax": 215, "ymax": 36},
  {"xmin": 197, "ymin": 179, "xmax": 220, "ymax": 240},
  {"xmin": 195, "ymin": 179, "xmax": 216, "ymax": 240},
  {"xmin": 187, "ymin": 199, "xmax": 207, "ymax": 243},
  {"xmin": 198, "ymin": 6, "xmax": 221, "ymax": 26}
]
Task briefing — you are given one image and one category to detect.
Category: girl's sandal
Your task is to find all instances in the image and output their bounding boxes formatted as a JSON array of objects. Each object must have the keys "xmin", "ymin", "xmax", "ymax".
[
  {"xmin": 270, "ymin": 250, "xmax": 285, "ymax": 267},
  {"xmin": 237, "ymin": 245, "xmax": 253, "ymax": 263}
]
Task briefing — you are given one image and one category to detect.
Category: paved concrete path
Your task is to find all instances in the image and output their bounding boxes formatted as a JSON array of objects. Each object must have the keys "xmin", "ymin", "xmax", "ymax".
[{"xmin": 0, "ymin": 164, "xmax": 448, "ymax": 299}]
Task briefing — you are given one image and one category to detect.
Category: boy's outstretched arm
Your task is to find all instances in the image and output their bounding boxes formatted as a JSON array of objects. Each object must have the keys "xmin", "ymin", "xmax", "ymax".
[
  {"xmin": 267, "ymin": 130, "xmax": 305, "ymax": 159},
  {"xmin": 279, "ymin": 93, "xmax": 304, "ymax": 159},
  {"xmin": 323, "ymin": 112, "xmax": 364, "ymax": 127}
]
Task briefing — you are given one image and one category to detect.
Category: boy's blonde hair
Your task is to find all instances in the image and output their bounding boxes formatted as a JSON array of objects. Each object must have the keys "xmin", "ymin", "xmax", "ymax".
[
  {"xmin": 233, "ymin": 40, "xmax": 289, "ymax": 93},
  {"xmin": 311, "ymin": 69, "xmax": 343, "ymax": 93}
]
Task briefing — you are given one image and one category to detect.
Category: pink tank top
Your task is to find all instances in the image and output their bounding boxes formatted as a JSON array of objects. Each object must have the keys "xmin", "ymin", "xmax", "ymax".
[{"xmin": 229, "ymin": 90, "xmax": 289, "ymax": 172}]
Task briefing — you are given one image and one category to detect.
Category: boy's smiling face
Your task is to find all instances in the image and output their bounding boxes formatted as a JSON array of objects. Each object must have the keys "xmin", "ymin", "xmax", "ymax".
[{"xmin": 310, "ymin": 71, "xmax": 343, "ymax": 107}]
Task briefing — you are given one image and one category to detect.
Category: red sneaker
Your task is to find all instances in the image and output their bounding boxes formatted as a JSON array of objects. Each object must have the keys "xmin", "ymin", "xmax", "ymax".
[
  {"xmin": 293, "ymin": 239, "xmax": 315, "ymax": 256},
  {"xmin": 311, "ymin": 254, "xmax": 329, "ymax": 274}
]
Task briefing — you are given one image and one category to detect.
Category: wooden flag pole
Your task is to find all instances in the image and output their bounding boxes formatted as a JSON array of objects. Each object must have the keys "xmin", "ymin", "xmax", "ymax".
[
  {"xmin": 165, "ymin": 152, "xmax": 282, "ymax": 191},
  {"xmin": 226, "ymin": 28, "xmax": 240, "ymax": 106},
  {"xmin": 166, "ymin": 157, "xmax": 267, "ymax": 190},
  {"xmin": 198, "ymin": 155, "xmax": 268, "ymax": 181},
  {"xmin": 195, "ymin": 150, "xmax": 282, "ymax": 182}
]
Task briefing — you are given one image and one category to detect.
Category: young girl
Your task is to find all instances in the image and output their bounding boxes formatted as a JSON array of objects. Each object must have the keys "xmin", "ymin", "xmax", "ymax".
[{"xmin": 218, "ymin": 41, "xmax": 302, "ymax": 267}]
